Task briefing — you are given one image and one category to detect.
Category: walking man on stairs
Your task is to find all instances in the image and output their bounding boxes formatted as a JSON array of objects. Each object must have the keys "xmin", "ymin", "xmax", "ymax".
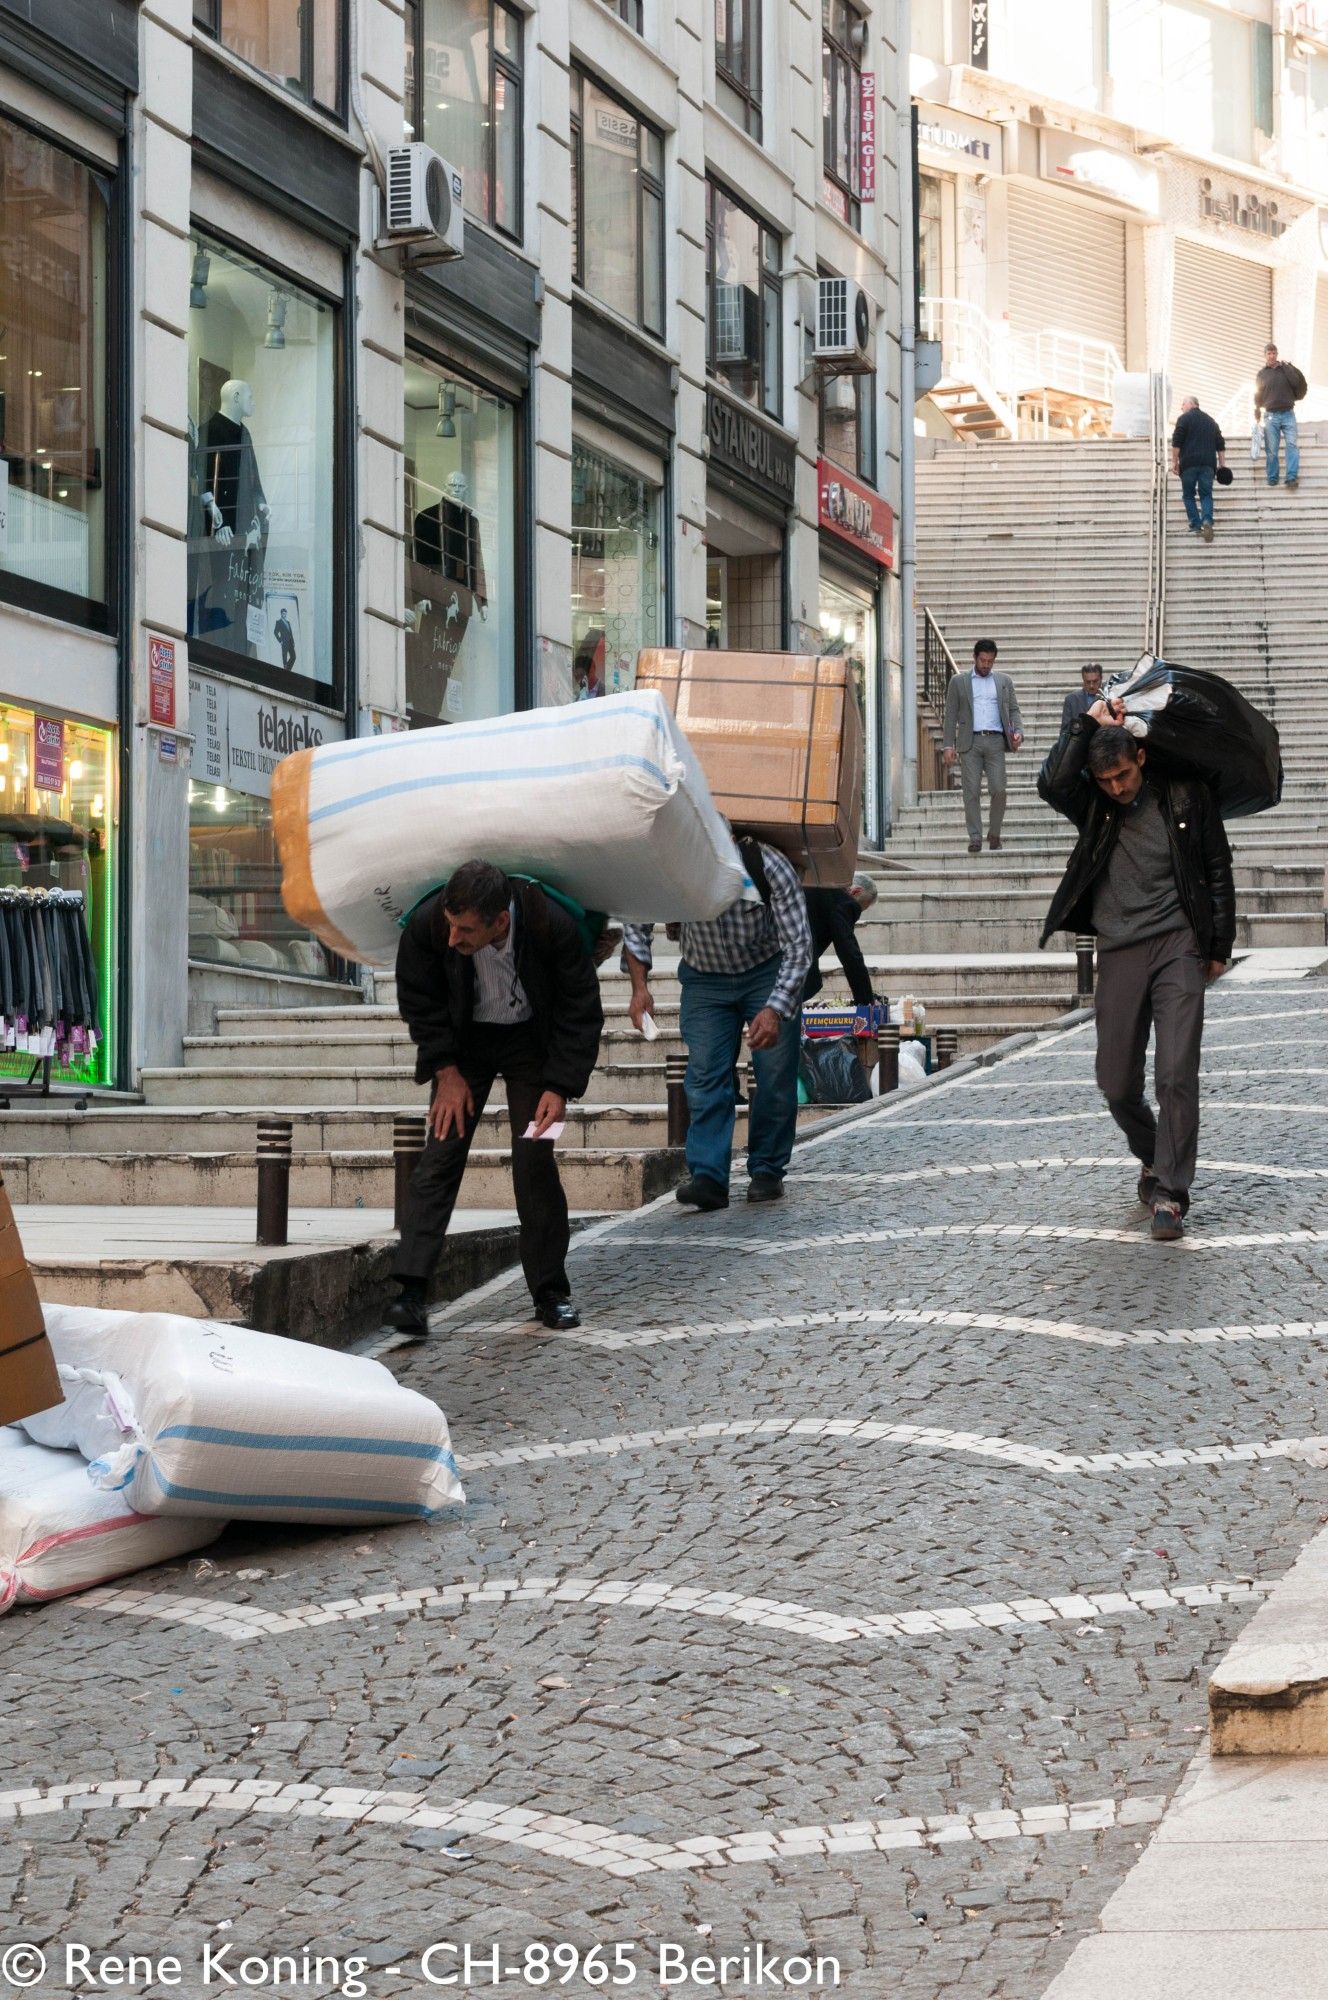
[
  {"xmin": 1255, "ymin": 344, "xmax": 1307, "ymax": 490},
  {"xmin": 943, "ymin": 639, "xmax": 1024, "ymax": 855},
  {"xmin": 1171, "ymin": 397, "xmax": 1226, "ymax": 543}
]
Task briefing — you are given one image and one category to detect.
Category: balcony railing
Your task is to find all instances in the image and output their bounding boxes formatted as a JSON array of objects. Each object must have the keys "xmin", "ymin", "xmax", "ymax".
[{"xmin": 920, "ymin": 295, "xmax": 1124, "ymax": 431}]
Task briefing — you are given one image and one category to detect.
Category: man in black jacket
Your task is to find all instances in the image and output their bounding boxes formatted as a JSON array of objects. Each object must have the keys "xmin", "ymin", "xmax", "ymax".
[
  {"xmin": 387, "ymin": 860, "xmax": 604, "ymax": 1336},
  {"xmin": 1038, "ymin": 701, "xmax": 1235, "ymax": 1243},
  {"xmin": 802, "ymin": 872, "xmax": 878, "ymax": 1005}
]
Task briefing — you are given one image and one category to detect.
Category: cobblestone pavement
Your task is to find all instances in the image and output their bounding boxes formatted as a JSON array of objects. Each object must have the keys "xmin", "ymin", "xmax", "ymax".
[{"xmin": 7, "ymin": 982, "xmax": 1328, "ymax": 2000}]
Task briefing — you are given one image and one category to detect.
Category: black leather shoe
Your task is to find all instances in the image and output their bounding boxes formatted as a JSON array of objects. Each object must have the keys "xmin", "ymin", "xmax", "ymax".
[
  {"xmin": 536, "ymin": 1299, "xmax": 581, "ymax": 1331},
  {"xmin": 747, "ymin": 1176, "xmax": 784, "ymax": 1203},
  {"xmin": 675, "ymin": 1175, "xmax": 729, "ymax": 1211},
  {"xmin": 383, "ymin": 1296, "xmax": 429, "ymax": 1340}
]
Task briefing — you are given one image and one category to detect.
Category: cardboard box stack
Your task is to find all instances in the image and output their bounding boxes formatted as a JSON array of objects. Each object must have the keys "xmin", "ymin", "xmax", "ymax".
[
  {"xmin": 635, "ymin": 649, "xmax": 862, "ymax": 886},
  {"xmin": 0, "ymin": 1172, "xmax": 61, "ymax": 1425}
]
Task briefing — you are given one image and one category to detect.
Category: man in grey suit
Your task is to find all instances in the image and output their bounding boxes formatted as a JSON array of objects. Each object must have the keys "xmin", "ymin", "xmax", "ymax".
[
  {"xmin": 1061, "ymin": 663, "xmax": 1104, "ymax": 731},
  {"xmin": 943, "ymin": 639, "xmax": 1024, "ymax": 853}
]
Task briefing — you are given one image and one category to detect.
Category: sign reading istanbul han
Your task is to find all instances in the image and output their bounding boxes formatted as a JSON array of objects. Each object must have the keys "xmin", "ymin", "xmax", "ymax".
[{"xmin": 706, "ymin": 390, "xmax": 797, "ymax": 503}]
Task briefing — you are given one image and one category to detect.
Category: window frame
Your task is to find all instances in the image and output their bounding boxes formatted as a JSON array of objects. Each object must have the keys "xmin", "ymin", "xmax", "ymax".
[
  {"xmin": 821, "ymin": 0, "xmax": 864, "ymax": 231},
  {"xmin": 570, "ymin": 69, "xmax": 666, "ymax": 339},
  {"xmin": 194, "ymin": 0, "xmax": 346, "ymax": 120},
  {"xmin": 604, "ymin": 0, "xmax": 644, "ymax": 29},
  {"xmin": 407, "ymin": 0, "xmax": 524, "ymax": 242},
  {"xmin": 715, "ymin": 0, "xmax": 762, "ymax": 139},
  {"xmin": 705, "ymin": 177, "xmax": 783, "ymax": 422},
  {"xmin": 818, "ymin": 365, "xmax": 875, "ymax": 486}
]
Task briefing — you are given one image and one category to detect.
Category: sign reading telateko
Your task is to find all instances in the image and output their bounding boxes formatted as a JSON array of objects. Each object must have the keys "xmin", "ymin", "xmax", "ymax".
[
  {"xmin": 188, "ymin": 671, "xmax": 344, "ymax": 802},
  {"xmin": 818, "ymin": 459, "xmax": 894, "ymax": 568}
]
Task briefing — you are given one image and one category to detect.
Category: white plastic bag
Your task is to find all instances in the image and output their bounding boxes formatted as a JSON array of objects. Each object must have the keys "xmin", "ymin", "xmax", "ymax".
[
  {"xmin": 272, "ymin": 690, "xmax": 755, "ymax": 967},
  {"xmin": 897, "ymin": 1040, "xmax": 929, "ymax": 1092},
  {"xmin": 0, "ymin": 1426, "xmax": 218, "ymax": 1611},
  {"xmin": 1250, "ymin": 421, "xmax": 1264, "ymax": 464},
  {"xmin": 29, "ymin": 1307, "xmax": 465, "ymax": 1525}
]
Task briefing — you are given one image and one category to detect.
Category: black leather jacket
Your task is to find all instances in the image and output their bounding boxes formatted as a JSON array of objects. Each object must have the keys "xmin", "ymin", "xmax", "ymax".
[{"xmin": 1037, "ymin": 714, "xmax": 1236, "ymax": 961}]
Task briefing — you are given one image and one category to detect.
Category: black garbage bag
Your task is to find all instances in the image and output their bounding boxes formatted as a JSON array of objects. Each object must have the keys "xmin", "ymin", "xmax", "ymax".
[
  {"xmin": 799, "ymin": 1036, "xmax": 871, "ymax": 1105},
  {"xmin": 1104, "ymin": 654, "xmax": 1283, "ymax": 819}
]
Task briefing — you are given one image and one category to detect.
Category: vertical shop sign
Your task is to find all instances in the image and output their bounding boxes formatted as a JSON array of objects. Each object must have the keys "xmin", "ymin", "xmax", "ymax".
[
  {"xmin": 34, "ymin": 717, "xmax": 65, "ymax": 793},
  {"xmin": 970, "ymin": 0, "xmax": 989, "ymax": 66},
  {"xmin": 859, "ymin": 76, "xmax": 876, "ymax": 203},
  {"xmin": 148, "ymin": 635, "xmax": 177, "ymax": 728}
]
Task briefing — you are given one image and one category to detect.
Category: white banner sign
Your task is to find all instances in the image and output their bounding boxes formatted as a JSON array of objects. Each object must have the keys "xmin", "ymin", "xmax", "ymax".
[{"xmin": 188, "ymin": 671, "xmax": 344, "ymax": 802}]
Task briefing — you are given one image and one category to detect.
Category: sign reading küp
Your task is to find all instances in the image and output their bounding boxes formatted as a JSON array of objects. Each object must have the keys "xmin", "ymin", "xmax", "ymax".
[
  {"xmin": 34, "ymin": 717, "xmax": 65, "ymax": 794},
  {"xmin": 859, "ymin": 76, "xmax": 876, "ymax": 203},
  {"xmin": 147, "ymin": 635, "xmax": 177, "ymax": 728},
  {"xmin": 818, "ymin": 459, "xmax": 894, "ymax": 569}
]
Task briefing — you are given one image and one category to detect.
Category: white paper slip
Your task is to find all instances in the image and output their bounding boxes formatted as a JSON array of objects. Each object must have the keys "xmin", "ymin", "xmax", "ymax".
[
  {"xmin": 523, "ymin": 1120, "xmax": 566, "ymax": 1142},
  {"xmin": 640, "ymin": 1013, "xmax": 659, "ymax": 1041}
]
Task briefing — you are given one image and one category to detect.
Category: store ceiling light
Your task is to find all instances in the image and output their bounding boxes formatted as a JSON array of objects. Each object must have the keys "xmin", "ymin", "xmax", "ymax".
[
  {"xmin": 264, "ymin": 291, "xmax": 288, "ymax": 350},
  {"xmin": 69, "ymin": 760, "xmax": 84, "ymax": 781},
  {"xmin": 190, "ymin": 247, "xmax": 211, "ymax": 309},
  {"xmin": 437, "ymin": 381, "xmax": 456, "ymax": 438}
]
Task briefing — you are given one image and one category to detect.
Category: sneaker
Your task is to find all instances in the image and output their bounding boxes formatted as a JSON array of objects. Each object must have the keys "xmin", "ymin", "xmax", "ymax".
[
  {"xmin": 747, "ymin": 1176, "xmax": 784, "ymax": 1204},
  {"xmin": 1150, "ymin": 1199, "xmax": 1184, "ymax": 1243},
  {"xmin": 1202, "ymin": 523, "xmax": 1214, "ymax": 543},
  {"xmin": 1188, "ymin": 523, "xmax": 1202, "ymax": 534},
  {"xmin": 1137, "ymin": 1167, "xmax": 1158, "ymax": 1207},
  {"xmin": 676, "ymin": 1175, "xmax": 728, "ymax": 1212}
]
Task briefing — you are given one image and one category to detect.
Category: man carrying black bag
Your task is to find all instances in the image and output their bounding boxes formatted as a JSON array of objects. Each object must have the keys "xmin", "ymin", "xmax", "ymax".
[
  {"xmin": 386, "ymin": 860, "xmax": 604, "ymax": 1336},
  {"xmin": 1038, "ymin": 698, "xmax": 1235, "ymax": 1243}
]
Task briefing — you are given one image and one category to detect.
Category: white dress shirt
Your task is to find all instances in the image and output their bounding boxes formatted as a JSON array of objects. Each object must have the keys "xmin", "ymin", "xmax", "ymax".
[
  {"xmin": 971, "ymin": 668, "xmax": 1003, "ymax": 734},
  {"xmin": 472, "ymin": 904, "xmax": 534, "ymax": 1024}
]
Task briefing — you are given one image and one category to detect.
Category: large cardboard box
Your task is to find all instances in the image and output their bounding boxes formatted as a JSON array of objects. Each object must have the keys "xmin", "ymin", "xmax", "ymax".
[
  {"xmin": 0, "ymin": 1173, "xmax": 61, "ymax": 1425},
  {"xmin": 635, "ymin": 649, "xmax": 862, "ymax": 885}
]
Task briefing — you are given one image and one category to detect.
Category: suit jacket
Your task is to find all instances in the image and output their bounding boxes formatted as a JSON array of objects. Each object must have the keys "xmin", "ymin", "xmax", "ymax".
[
  {"xmin": 943, "ymin": 670, "xmax": 1023, "ymax": 754},
  {"xmin": 1061, "ymin": 687, "xmax": 1097, "ymax": 730}
]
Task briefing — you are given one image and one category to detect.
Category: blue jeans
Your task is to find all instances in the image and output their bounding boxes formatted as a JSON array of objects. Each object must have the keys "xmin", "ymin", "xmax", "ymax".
[
  {"xmin": 678, "ymin": 957, "xmax": 801, "ymax": 1190},
  {"xmin": 1265, "ymin": 410, "xmax": 1299, "ymax": 484},
  {"xmin": 1180, "ymin": 465, "xmax": 1214, "ymax": 529}
]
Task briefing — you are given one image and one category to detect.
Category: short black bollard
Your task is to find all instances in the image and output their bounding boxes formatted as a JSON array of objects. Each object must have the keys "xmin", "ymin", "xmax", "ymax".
[
  {"xmin": 1076, "ymin": 932, "xmax": 1096, "ymax": 1002},
  {"xmin": 256, "ymin": 1118, "xmax": 293, "ymax": 1247},
  {"xmin": 935, "ymin": 1025, "xmax": 960, "ymax": 1070},
  {"xmin": 393, "ymin": 1114, "xmax": 427, "ymax": 1231},
  {"xmin": 876, "ymin": 1021, "xmax": 901, "ymax": 1095},
  {"xmin": 665, "ymin": 1054, "xmax": 690, "ymax": 1147}
]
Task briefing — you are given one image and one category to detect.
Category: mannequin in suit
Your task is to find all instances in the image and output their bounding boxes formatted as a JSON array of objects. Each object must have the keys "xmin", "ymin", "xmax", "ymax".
[{"xmin": 190, "ymin": 380, "xmax": 270, "ymax": 655}]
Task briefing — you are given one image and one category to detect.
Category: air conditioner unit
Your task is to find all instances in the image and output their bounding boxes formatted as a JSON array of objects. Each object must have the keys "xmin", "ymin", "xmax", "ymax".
[
  {"xmin": 379, "ymin": 143, "xmax": 464, "ymax": 262},
  {"xmin": 815, "ymin": 276, "xmax": 874, "ymax": 373}
]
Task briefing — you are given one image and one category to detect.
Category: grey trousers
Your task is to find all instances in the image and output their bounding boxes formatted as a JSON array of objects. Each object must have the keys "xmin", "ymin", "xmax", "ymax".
[
  {"xmin": 1094, "ymin": 928, "xmax": 1207, "ymax": 1201},
  {"xmin": 960, "ymin": 735, "xmax": 1007, "ymax": 843}
]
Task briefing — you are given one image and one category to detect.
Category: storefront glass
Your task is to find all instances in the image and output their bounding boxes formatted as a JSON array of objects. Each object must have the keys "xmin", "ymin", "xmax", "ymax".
[
  {"xmin": 0, "ymin": 703, "xmax": 116, "ymax": 1086},
  {"xmin": 188, "ymin": 778, "xmax": 351, "ymax": 984},
  {"xmin": 819, "ymin": 569, "xmax": 877, "ymax": 840},
  {"xmin": 186, "ymin": 233, "xmax": 337, "ymax": 702},
  {"xmin": 0, "ymin": 114, "xmax": 108, "ymax": 609},
  {"xmin": 570, "ymin": 442, "xmax": 662, "ymax": 698},
  {"xmin": 404, "ymin": 352, "xmax": 516, "ymax": 726}
]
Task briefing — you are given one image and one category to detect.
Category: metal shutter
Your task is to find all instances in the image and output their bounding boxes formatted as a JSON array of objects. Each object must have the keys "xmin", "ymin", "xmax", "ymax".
[
  {"xmin": 1007, "ymin": 185, "xmax": 1128, "ymax": 356},
  {"xmin": 1170, "ymin": 239, "xmax": 1272, "ymax": 421},
  {"xmin": 1313, "ymin": 276, "xmax": 1328, "ymax": 405}
]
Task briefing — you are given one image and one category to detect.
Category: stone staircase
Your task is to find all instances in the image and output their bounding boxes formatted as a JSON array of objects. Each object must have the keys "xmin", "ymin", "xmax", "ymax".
[{"xmin": 884, "ymin": 433, "xmax": 1328, "ymax": 956}]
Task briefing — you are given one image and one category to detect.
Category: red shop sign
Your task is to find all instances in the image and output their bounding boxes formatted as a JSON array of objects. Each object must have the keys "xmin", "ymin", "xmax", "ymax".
[
  {"xmin": 148, "ymin": 634, "xmax": 177, "ymax": 728},
  {"xmin": 34, "ymin": 716, "xmax": 65, "ymax": 793},
  {"xmin": 818, "ymin": 458, "xmax": 894, "ymax": 568}
]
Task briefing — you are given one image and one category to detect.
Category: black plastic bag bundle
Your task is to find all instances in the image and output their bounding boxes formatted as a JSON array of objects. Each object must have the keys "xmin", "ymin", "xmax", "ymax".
[{"xmin": 1105, "ymin": 654, "xmax": 1283, "ymax": 819}]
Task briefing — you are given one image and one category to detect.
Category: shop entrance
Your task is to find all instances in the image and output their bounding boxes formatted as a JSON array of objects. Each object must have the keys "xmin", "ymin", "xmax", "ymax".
[{"xmin": 704, "ymin": 485, "xmax": 786, "ymax": 650}]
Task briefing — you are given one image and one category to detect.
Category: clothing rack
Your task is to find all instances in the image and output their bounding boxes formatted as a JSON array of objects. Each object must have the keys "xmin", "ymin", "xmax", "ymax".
[{"xmin": 0, "ymin": 886, "xmax": 97, "ymax": 1109}]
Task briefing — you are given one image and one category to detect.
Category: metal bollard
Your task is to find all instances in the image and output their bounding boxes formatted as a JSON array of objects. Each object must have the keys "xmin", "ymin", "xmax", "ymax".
[
  {"xmin": 256, "ymin": 1118, "xmax": 293, "ymax": 1247},
  {"xmin": 935, "ymin": 1025, "xmax": 960, "ymax": 1070},
  {"xmin": 1076, "ymin": 932, "xmax": 1096, "ymax": 1002},
  {"xmin": 665, "ymin": 1054, "xmax": 689, "ymax": 1148},
  {"xmin": 876, "ymin": 1021, "xmax": 901, "ymax": 1095},
  {"xmin": 393, "ymin": 1113, "xmax": 427, "ymax": 1231}
]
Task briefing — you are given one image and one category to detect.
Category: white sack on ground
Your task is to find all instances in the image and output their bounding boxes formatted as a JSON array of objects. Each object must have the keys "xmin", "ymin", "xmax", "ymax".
[
  {"xmin": 30, "ymin": 1307, "xmax": 465, "ymax": 1525},
  {"xmin": 272, "ymin": 690, "xmax": 755, "ymax": 967},
  {"xmin": 0, "ymin": 1425, "xmax": 219, "ymax": 1611}
]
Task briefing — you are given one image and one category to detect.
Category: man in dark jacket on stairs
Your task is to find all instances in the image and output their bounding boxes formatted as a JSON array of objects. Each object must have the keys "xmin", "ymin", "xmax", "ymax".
[
  {"xmin": 387, "ymin": 861, "xmax": 604, "ymax": 1337},
  {"xmin": 1038, "ymin": 701, "xmax": 1235, "ymax": 1243}
]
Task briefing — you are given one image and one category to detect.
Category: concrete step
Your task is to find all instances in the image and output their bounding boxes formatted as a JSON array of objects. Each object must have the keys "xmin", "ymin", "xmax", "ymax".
[{"xmin": 855, "ymin": 911, "xmax": 1322, "ymax": 953}]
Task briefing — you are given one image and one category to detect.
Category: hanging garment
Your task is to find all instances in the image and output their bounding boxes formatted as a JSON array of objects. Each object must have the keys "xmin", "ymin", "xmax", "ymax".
[{"xmin": 0, "ymin": 890, "xmax": 99, "ymax": 1066}]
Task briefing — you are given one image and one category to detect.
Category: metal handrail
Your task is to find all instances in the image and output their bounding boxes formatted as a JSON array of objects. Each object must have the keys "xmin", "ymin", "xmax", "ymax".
[
  {"xmin": 1215, "ymin": 378, "xmax": 1258, "ymax": 439},
  {"xmin": 919, "ymin": 296, "xmax": 1122, "ymax": 420},
  {"xmin": 1027, "ymin": 327, "xmax": 1123, "ymax": 405},
  {"xmin": 1145, "ymin": 369, "xmax": 1167, "ymax": 658},
  {"xmin": 922, "ymin": 606, "xmax": 959, "ymax": 713}
]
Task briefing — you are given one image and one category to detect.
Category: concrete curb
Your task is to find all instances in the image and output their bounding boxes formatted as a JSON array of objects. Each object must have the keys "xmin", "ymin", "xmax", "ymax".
[{"xmin": 1209, "ymin": 1516, "xmax": 1328, "ymax": 1754}]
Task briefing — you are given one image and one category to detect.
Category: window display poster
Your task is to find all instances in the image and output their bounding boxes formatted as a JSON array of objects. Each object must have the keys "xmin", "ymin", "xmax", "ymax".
[
  {"xmin": 34, "ymin": 716, "xmax": 64, "ymax": 793},
  {"xmin": 251, "ymin": 561, "xmax": 310, "ymax": 677}
]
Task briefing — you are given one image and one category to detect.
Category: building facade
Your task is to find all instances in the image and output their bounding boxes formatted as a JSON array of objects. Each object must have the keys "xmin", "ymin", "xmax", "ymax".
[
  {"xmin": 913, "ymin": 0, "xmax": 1328, "ymax": 436},
  {"xmin": 0, "ymin": 0, "xmax": 908, "ymax": 1092}
]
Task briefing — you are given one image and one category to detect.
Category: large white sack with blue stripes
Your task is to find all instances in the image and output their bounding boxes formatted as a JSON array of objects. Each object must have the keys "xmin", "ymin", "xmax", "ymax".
[
  {"xmin": 25, "ymin": 1306, "xmax": 464, "ymax": 1525},
  {"xmin": 272, "ymin": 689, "xmax": 754, "ymax": 967}
]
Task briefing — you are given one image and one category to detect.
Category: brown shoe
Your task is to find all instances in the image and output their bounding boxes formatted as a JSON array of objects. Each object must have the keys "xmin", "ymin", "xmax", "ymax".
[
  {"xmin": 988, "ymin": 836, "xmax": 1002, "ymax": 850},
  {"xmin": 1201, "ymin": 523, "xmax": 1214, "ymax": 543},
  {"xmin": 967, "ymin": 840, "xmax": 981, "ymax": 854},
  {"xmin": 1288, "ymin": 477, "xmax": 1299, "ymax": 490}
]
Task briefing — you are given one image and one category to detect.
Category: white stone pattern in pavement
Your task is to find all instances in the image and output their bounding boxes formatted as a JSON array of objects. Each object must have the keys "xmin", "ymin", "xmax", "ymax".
[
  {"xmin": 73, "ymin": 1571, "xmax": 1268, "ymax": 1649},
  {"xmin": 790, "ymin": 1158, "xmax": 1328, "ymax": 1186},
  {"xmin": 0, "ymin": 1776, "xmax": 1166, "ymax": 1876}
]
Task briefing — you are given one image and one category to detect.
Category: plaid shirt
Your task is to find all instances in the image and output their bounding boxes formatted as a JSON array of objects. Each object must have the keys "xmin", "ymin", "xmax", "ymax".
[{"xmin": 621, "ymin": 843, "xmax": 813, "ymax": 1019}]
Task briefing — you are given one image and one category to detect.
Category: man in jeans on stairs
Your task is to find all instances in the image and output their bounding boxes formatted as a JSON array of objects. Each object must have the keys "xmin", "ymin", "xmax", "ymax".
[
  {"xmin": 1256, "ymin": 344, "xmax": 1307, "ymax": 490},
  {"xmin": 1171, "ymin": 396, "xmax": 1226, "ymax": 543}
]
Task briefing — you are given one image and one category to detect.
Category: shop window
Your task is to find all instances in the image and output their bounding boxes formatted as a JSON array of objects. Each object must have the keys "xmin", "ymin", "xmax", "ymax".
[
  {"xmin": 604, "ymin": 0, "xmax": 644, "ymax": 28},
  {"xmin": 404, "ymin": 352, "xmax": 517, "ymax": 727},
  {"xmin": 0, "ymin": 114, "xmax": 108, "ymax": 621},
  {"xmin": 822, "ymin": 0, "xmax": 866, "ymax": 229},
  {"xmin": 185, "ymin": 234, "xmax": 339, "ymax": 707},
  {"xmin": 819, "ymin": 368, "xmax": 874, "ymax": 485},
  {"xmin": 818, "ymin": 573, "xmax": 875, "ymax": 838},
  {"xmin": 409, "ymin": 0, "xmax": 523, "ymax": 240},
  {"xmin": 917, "ymin": 173, "xmax": 943, "ymax": 303},
  {"xmin": 570, "ymin": 73, "xmax": 665, "ymax": 338},
  {"xmin": 0, "ymin": 705, "xmax": 116, "ymax": 1087},
  {"xmin": 706, "ymin": 180, "xmax": 782, "ymax": 419},
  {"xmin": 188, "ymin": 779, "xmax": 353, "ymax": 984},
  {"xmin": 194, "ymin": 0, "xmax": 343, "ymax": 116},
  {"xmin": 715, "ymin": 0, "xmax": 761, "ymax": 138},
  {"xmin": 571, "ymin": 442, "xmax": 662, "ymax": 699}
]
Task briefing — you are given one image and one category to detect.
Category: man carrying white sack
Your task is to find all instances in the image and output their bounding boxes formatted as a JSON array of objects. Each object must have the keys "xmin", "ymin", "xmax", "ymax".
[
  {"xmin": 622, "ymin": 837, "xmax": 812, "ymax": 1211},
  {"xmin": 387, "ymin": 860, "xmax": 604, "ymax": 1337}
]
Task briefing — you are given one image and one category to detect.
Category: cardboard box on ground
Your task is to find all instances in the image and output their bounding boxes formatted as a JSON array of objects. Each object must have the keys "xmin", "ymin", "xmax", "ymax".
[
  {"xmin": 635, "ymin": 650, "xmax": 862, "ymax": 887},
  {"xmin": 0, "ymin": 1171, "xmax": 61, "ymax": 1425}
]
